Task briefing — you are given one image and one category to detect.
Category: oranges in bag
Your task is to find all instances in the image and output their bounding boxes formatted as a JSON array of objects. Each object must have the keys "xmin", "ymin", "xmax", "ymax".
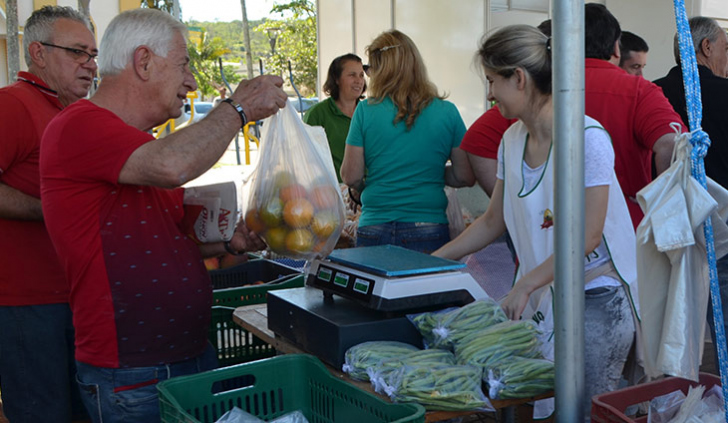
[{"xmin": 246, "ymin": 173, "xmax": 343, "ymax": 258}]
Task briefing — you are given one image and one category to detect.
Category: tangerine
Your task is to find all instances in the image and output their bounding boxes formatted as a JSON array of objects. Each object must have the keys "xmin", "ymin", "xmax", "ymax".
[
  {"xmin": 283, "ymin": 198, "xmax": 314, "ymax": 228},
  {"xmin": 310, "ymin": 185, "xmax": 340, "ymax": 210},
  {"xmin": 259, "ymin": 198, "xmax": 283, "ymax": 227},
  {"xmin": 265, "ymin": 226, "xmax": 288, "ymax": 253},
  {"xmin": 285, "ymin": 229, "xmax": 315, "ymax": 254},
  {"xmin": 279, "ymin": 183, "xmax": 308, "ymax": 203},
  {"xmin": 244, "ymin": 209, "xmax": 266, "ymax": 233},
  {"xmin": 311, "ymin": 210, "xmax": 340, "ymax": 239}
]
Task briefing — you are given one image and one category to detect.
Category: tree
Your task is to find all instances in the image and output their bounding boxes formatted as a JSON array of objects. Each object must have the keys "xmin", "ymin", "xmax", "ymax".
[
  {"xmin": 255, "ymin": 0, "xmax": 317, "ymax": 96},
  {"xmin": 140, "ymin": 0, "xmax": 175, "ymax": 13},
  {"xmin": 188, "ymin": 29, "xmax": 243, "ymax": 99}
]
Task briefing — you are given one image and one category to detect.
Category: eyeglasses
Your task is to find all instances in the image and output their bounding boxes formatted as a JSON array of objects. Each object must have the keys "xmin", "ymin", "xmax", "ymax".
[{"xmin": 40, "ymin": 42, "xmax": 97, "ymax": 64}]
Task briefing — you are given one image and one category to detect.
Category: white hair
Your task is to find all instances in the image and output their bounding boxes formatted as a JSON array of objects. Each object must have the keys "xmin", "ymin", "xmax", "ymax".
[{"xmin": 98, "ymin": 8, "xmax": 187, "ymax": 77}]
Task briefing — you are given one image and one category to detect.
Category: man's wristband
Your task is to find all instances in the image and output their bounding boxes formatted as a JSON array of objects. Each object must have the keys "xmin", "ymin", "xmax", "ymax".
[
  {"xmin": 224, "ymin": 241, "xmax": 243, "ymax": 256},
  {"xmin": 222, "ymin": 98, "xmax": 248, "ymax": 128}
]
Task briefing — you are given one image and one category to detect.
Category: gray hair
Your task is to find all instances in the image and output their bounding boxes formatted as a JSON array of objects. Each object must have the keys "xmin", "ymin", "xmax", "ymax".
[
  {"xmin": 98, "ymin": 8, "xmax": 187, "ymax": 77},
  {"xmin": 673, "ymin": 16, "xmax": 724, "ymax": 64},
  {"xmin": 23, "ymin": 6, "xmax": 91, "ymax": 67},
  {"xmin": 478, "ymin": 24, "xmax": 552, "ymax": 95}
]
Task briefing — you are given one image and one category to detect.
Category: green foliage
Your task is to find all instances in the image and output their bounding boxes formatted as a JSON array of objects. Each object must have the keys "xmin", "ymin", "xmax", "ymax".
[
  {"xmin": 256, "ymin": 0, "xmax": 317, "ymax": 95},
  {"xmin": 140, "ymin": 0, "xmax": 175, "ymax": 13},
  {"xmin": 183, "ymin": 0, "xmax": 318, "ymax": 96},
  {"xmin": 188, "ymin": 30, "xmax": 243, "ymax": 99}
]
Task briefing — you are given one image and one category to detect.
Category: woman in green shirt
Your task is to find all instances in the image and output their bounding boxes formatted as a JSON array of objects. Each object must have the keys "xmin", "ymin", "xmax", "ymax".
[
  {"xmin": 341, "ymin": 30, "xmax": 474, "ymax": 253},
  {"xmin": 304, "ymin": 54, "xmax": 366, "ymax": 182}
]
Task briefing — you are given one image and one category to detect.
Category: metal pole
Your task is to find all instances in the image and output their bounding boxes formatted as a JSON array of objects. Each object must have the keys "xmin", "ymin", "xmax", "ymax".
[
  {"xmin": 552, "ymin": 1, "xmax": 585, "ymax": 422},
  {"xmin": 241, "ymin": 0, "xmax": 255, "ymax": 79},
  {"xmin": 6, "ymin": 0, "xmax": 19, "ymax": 81}
]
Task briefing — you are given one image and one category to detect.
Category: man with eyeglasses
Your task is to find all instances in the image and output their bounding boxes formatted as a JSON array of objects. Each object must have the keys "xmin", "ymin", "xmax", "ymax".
[
  {"xmin": 0, "ymin": 5, "xmax": 96, "ymax": 423},
  {"xmin": 40, "ymin": 8, "xmax": 286, "ymax": 422}
]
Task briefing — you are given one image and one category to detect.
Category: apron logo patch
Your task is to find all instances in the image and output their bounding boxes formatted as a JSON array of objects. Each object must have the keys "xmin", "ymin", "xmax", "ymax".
[{"xmin": 540, "ymin": 209, "xmax": 554, "ymax": 229}]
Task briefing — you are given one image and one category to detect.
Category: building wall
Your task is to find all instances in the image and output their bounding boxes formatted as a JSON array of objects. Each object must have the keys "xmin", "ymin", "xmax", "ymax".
[{"xmin": 317, "ymin": 0, "xmax": 554, "ymax": 128}]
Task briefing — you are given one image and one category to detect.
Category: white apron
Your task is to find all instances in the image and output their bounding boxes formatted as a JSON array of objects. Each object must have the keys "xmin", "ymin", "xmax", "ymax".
[{"xmin": 500, "ymin": 117, "xmax": 640, "ymax": 418}]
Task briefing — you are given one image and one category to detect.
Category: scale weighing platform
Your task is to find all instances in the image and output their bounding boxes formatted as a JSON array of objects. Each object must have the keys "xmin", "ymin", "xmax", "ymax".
[{"xmin": 267, "ymin": 245, "xmax": 489, "ymax": 368}]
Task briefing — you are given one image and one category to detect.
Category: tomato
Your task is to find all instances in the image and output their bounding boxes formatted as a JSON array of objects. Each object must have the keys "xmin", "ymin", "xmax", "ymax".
[
  {"xmin": 279, "ymin": 183, "xmax": 308, "ymax": 203},
  {"xmin": 310, "ymin": 185, "xmax": 339, "ymax": 210}
]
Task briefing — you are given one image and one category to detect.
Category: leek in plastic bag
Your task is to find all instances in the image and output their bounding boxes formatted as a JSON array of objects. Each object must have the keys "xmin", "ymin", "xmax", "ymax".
[{"xmin": 407, "ymin": 299, "xmax": 507, "ymax": 350}]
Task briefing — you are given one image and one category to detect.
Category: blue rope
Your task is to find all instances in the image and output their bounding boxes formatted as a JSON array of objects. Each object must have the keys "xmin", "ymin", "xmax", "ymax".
[{"xmin": 672, "ymin": 0, "xmax": 728, "ymax": 415}]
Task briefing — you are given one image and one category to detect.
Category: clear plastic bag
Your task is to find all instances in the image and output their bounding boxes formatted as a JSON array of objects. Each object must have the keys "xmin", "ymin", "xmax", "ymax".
[
  {"xmin": 408, "ymin": 300, "xmax": 508, "ymax": 350},
  {"xmin": 270, "ymin": 410, "xmax": 309, "ymax": 423},
  {"xmin": 485, "ymin": 357, "xmax": 554, "ymax": 400},
  {"xmin": 383, "ymin": 364, "xmax": 493, "ymax": 412},
  {"xmin": 368, "ymin": 349, "xmax": 456, "ymax": 394},
  {"xmin": 454, "ymin": 320, "xmax": 542, "ymax": 367},
  {"xmin": 215, "ymin": 407, "xmax": 263, "ymax": 423},
  {"xmin": 342, "ymin": 341, "xmax": 419, "ymax": 381},
  {"xmin": 244, "ymin": 101, "xmax": 346, "ymax": 260}
]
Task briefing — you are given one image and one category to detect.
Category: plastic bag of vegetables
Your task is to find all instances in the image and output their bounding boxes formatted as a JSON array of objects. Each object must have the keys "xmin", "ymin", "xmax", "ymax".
[
  {"xmin": 383, "ymin": 364, "xmax": 493, "ymax": 411},
  {"xmin": 485, "ymin": 357, "xmax": 554, "ymax": 400},
  {"xmin": 368, "ymin": 349, "xmax": 456, "ymax": 394},
  {"xmin": 407, "ymin": 299, "xmax": 508, "ymax": 350},
  {"xmin": 454, "ymin": 320, "xmax": 542, "ymax": 367},
  {"xmin": 342, "ymin": 341, "xmax": 419, "ymax": 381}
]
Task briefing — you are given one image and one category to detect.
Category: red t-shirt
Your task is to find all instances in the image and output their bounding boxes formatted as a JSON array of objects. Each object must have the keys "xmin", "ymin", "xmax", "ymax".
[
  {"xmin": 0, "ymin": 72, "xmax": 68, "ymax": 305},
  {"xmin": 460, "ymin": 105, "xmax": 517, "ymax": 160},
  {"xmin": 461, "ymin": 60, "xmax": 682, "ymax": 228},
  {"xmin": 41, "ymin": 100, "xmax": 212, "ymax": 368},
  {"xmin": 584, "ymin": 59, "xmax": 682, "ymax": 227}
]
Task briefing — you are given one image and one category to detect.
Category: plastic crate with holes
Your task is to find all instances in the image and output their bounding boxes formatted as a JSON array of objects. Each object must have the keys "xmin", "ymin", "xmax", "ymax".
[
  {"xmin": 158, "ymin": 354, "xmax": 425, "ymax": 423},
  {"xmin": 208, "ymin": 258, "xmax": 304, "ymax": 366},
  {"xmin": 590, "ymin": 372, "xmax": 721, "ymax": 422}
]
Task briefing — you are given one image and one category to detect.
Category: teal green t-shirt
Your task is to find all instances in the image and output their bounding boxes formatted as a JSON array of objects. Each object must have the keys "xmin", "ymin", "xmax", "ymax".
[
  {"xmin": 346, "ymin": 97, "xmax": 466, "ymax": 227},
  {"xmin": 303, "ymin": 97, "xmax": 351, "ymax": 182}
]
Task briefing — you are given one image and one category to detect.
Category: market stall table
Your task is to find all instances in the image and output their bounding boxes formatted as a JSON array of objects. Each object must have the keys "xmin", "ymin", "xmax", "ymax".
[{"xmin": 233, "ymin": 303, "xmax": 553, "ymax": 423}]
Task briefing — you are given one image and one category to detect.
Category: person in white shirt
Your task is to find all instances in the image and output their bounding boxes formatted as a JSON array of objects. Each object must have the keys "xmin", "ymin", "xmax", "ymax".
[{"xmin": 433, "ymin": 24, "xmax": 640, "ymax": 421}]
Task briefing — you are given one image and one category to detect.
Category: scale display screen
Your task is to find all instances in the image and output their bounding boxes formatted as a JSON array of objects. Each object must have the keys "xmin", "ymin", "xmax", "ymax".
[
  {"xmin": 353, "ymin": 278, "xmax": 370, "ymax": 294},
  {"xmin": 334, "ymin": 273, "xmax": 350, "ymax": 287},
  {"xmin": 311, "ymin": 262, "xmax": 374, "ymax": 300},
  {"xmin": 317, "ymin": 267, "xmax": 333, "ymax": 282}
]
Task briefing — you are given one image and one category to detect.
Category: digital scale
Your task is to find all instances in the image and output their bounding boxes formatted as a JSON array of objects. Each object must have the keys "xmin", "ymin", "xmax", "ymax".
[{"xmin": 267, "ymin": 245, "xmax": 489, "ymax": 368}]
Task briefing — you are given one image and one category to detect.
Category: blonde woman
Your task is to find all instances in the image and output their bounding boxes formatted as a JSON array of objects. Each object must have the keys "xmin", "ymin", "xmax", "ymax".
[
  {"xmin": 340, "ymin": 30, "xmax": 474, "ymax": 253},
  {"xmin": 433, "ymin": 25, "xmax": 639, "ymax": 420}
]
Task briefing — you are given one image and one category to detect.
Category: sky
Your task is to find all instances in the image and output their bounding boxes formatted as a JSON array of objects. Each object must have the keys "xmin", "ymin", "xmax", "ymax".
[{"xmin": 178, "ymin": 0, "xmax": 277, "ymax": 23}]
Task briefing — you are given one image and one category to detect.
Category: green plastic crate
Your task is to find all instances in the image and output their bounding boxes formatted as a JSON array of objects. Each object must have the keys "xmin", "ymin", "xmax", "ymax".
[
  {"xmin": 158, "ymin": 354, "xmax": 425, "ymax": 423},
  {"xmin": 209, "ymin": 258, "xmax": 300, "ymax": 291},
  {"xmin": 208, "ymin": 306, "xmax": 276, "ymax": 367},
  {"xmin": 213, "ymin": 273, "xmax": 304, "ymax": 307},
  {"xmin": 207, "ymin": 260, "xmax": 304, "ymax": 366}
]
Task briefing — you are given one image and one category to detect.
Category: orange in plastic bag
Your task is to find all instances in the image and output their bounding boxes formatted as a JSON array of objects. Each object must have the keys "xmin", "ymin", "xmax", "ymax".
[{"xmin": 245, "ymin": 100, "xmax": 346, "ymax": 260}]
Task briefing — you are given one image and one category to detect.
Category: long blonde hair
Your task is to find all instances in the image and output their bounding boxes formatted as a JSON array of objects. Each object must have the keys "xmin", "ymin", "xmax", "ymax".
[{"xmin": 366, "ymin": 30, "xmax": 444, "ymax": 130}]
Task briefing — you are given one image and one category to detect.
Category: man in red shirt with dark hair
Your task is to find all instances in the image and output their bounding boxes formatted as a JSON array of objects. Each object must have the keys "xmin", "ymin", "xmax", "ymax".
[{"xmin": 0, "ymin": 6, "xmax": 97, "ymax": 422}]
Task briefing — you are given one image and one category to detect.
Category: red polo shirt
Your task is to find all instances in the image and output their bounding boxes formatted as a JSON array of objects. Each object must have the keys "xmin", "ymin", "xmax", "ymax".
[{"xmin": 0, "ymin": 72, "xmax": 68, "ymax": 305}]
